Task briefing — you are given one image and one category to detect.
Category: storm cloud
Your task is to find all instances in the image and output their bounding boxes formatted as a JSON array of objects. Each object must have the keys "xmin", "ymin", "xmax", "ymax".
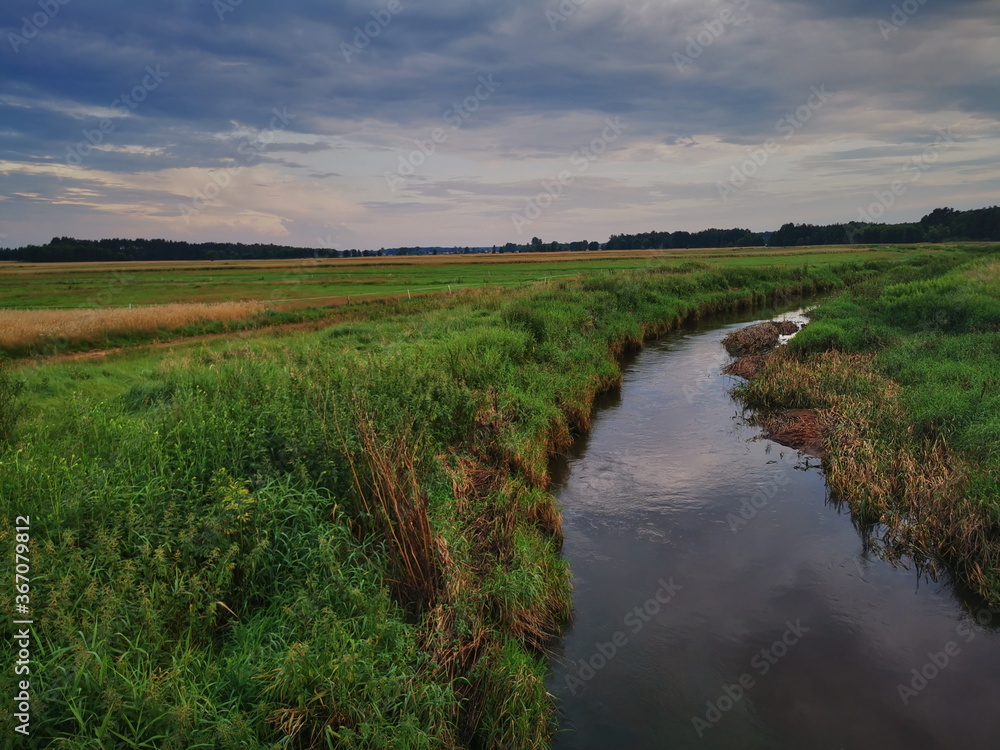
[{"xmin": 1, "ymin": 0, "xmax": 997, "ymax": 248}]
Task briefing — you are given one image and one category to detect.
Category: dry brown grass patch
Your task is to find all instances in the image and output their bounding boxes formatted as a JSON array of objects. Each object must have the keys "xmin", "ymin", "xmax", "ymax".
[
  {"xmin": 343, "ymin": 416, "xmax": 441, "ymax": 613},
  {"xmin": 723, "ymin": 352, "xmax": 775, "ymax": 379},
  {"xmin": 758, "ymin": 408, "xmax": 826, "ymax": 457},
  {"xmin": 0, "ymin": 301, "xmax": 264, "ymax": 349},
  {"xmin": 741, "ymin": 348, "xmax": 1000, "ymax": 600},
  {"xmin": 722, "ymin": 321, "xmax": 780, "ymax": 355}
]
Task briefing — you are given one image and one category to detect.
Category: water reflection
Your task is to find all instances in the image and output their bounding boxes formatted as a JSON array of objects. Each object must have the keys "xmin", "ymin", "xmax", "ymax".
[{"xmin": 547, "ymin": 309, "xmax": 1000, "ymax": 750}]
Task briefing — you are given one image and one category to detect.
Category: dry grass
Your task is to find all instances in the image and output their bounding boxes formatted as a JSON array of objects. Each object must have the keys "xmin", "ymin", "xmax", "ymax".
[
  {"xmin": 345, "ymin": 415, "xmax": 441, "ymax": 613},
  {"xmin": 723, "ymin": 352, "xmax": 775, "ymax": 379},
  {"xmin": 0, "ymin": 301, "xmax": 264, "ymax": 350},
  {"xmin": 739, "ymin": 348, "xmax": 1000, "ymax": 599},
  {"xmin": 964, "ymin": 258, "xmax": 1000, "ymax": 293},
  {"xmin": 722, "ymin": 321, "xmax": 781, "ymax": 355},
  {"xmin": 758, "ymin": 408, "xmax": 826, "ymax": 457}
]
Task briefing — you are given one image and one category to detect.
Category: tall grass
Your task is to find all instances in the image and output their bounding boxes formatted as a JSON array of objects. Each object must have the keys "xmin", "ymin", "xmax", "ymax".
[
  {"xmin": 345, "ymin": 413, "xmax": 441, "ymax": 613},
  {"xmin": 0, "ymin": 253, "xmax": 969, "ymax": 746},
  {"xmin": 733, "ymin": 251, "xmax": 1000, "ymax": 600}
]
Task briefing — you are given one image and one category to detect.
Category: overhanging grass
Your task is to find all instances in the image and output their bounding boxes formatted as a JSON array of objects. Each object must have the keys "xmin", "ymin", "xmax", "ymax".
[{"xmin": 734, "ymin": 248, "xmax": 1000, "ymax": 600}]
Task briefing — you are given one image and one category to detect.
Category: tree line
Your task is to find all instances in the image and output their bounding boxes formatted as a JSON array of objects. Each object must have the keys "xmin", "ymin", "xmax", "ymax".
[
  {"xmin": 0, "ymin": 237, "xmax": 341, "ymax": 263},
  {"xmin": 2, "ymin": 206, "xmax": 997, "ymax": 263},
  {"xmin": 768, "ymin": 206, "xmax": 1000, "ymax": 246}
]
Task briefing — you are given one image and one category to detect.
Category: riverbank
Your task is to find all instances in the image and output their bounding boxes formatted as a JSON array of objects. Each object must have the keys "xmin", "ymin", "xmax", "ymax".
[
  {"xmin": 730, "ymin": 250, "xmax": 1000, "ymax": 602},
  {"xmin": 0, "ymin": 250, "xmax": 979, "ymax": 746},
  {"xmin": 547, "ymin": 284, "xmax": 1000, "ymax": 750}
]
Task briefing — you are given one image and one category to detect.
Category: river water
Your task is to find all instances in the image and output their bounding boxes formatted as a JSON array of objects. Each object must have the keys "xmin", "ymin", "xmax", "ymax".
[{"xmin": 547, "ymin": 308, "xmax": 1000, "ymax": 750}]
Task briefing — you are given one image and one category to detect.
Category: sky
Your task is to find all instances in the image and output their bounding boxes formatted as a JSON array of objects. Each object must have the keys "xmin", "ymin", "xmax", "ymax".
[{"xmin": 0, "ymin": 0, "xmax": 997, "ymax": 250}]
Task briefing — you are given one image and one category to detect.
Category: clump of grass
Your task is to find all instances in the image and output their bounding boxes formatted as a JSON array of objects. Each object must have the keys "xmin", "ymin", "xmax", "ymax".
[
  {"xmin": 756, "ymin": 406, "xmax": 826, "ymax": 457},
  {"xmin": 344, "ymin": 412, "xmax": 441, "ymax": 613},
  {"xmin": 723, "ymin": 352, "xmax": 774, "ymax": 379}
]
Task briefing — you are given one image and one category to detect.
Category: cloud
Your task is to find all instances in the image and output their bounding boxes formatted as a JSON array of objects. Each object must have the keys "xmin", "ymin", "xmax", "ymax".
[{"xmin": 1, "ymin": 0, "xmax": 998, "ymax": 248}]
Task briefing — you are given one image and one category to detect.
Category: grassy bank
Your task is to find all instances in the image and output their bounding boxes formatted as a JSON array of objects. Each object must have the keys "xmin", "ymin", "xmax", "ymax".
[
  {"xmin": 0, "ymin": 253, "xmax": 963, "ymax": 747},
  {"xmin": 732, "ymin": 248, "xmax": 1000, "ymax": 602}
]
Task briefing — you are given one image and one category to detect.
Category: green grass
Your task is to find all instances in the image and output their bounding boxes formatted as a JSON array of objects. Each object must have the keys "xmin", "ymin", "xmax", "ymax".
[
  {"xmin": 0, "ymin": 249, "xmax": 979, "ymax": 747},
  {"xmin": 0, "ymin": 245, "xmax": 937, "ymax": 310},
  {"xmin": 787, "ymin": 254, "xmax": 1000, "ymax": 477},
  {"xmin": 733, "ymin": 246, "xmax": 1000, "ymax": 600},
  {"xmin": 0, "ymin": 245, "xmax": 949, "ymax": 359}
]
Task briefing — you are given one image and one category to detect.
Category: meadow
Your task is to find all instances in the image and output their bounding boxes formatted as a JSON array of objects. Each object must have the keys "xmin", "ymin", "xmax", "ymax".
[
  {"xmin": 0, "ymin": 245, "xmax": 938, "ymax": 358},
  {"xmin": 0, "ymin": 245, "xmax": 988, "ymax": 747},
  {"xmin": 1, "ymin": 246, "xmax": 927, "ymax": 310}
]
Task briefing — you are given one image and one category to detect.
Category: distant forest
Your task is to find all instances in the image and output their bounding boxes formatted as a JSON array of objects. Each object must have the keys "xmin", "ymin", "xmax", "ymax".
[
  {"xmin": 606, "ymin": 206, "xmax": 1000, "ymax": 249},
  {"xmin": 769, "ymin": 206, "xmax": 1000, "ymax": 247},
  {"xmin": 2, "ymin": 206, "xmax": 997, "ymax": 263}
]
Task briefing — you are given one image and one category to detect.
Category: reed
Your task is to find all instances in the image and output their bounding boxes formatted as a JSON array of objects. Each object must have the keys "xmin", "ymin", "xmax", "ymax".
[{"xmin": 344, "ymin": 411, "xmax": 441, "ymax": 613}]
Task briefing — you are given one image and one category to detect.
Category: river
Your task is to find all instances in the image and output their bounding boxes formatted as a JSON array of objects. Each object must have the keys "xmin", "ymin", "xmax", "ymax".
[{"xmin": 547, "ymin": 307, "xmax": 1000, "ymax": 749}]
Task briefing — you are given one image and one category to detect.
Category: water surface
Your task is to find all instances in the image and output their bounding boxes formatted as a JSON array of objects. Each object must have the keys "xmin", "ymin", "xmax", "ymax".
[{"xmin": 548, "ymin": 309, "xmax": 1000, "ymax": 749}]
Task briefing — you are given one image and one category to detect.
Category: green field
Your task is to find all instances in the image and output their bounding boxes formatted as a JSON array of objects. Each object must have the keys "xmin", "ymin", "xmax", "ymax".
[
  {"xmin": 0, "ymin": 245, "xmax": 950, "ymax": 359},
  {"xmin": 1, "ymin": 244, "xmax": 993, "ymax": 748},
  {"xmin": 0, "ymin": 246, "xmax": 932, "ymax": 310}
]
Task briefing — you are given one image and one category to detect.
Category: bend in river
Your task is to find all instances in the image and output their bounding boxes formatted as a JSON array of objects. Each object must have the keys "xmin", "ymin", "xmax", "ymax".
[{"xmin": 547, "ymin": 306, "xmax": 1000, "ymax": 750}]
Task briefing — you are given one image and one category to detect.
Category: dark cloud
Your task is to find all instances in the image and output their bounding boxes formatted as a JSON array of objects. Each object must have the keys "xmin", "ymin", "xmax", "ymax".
[{"xmin": 1, "ymin": 0, "xmax": 997, "ymax": 247}]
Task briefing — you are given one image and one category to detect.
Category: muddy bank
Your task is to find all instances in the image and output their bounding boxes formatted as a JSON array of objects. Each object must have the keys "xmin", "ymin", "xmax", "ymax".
[{"xmin": 722, "ymin": 319, "xmax": 825, "ymax": 457}]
